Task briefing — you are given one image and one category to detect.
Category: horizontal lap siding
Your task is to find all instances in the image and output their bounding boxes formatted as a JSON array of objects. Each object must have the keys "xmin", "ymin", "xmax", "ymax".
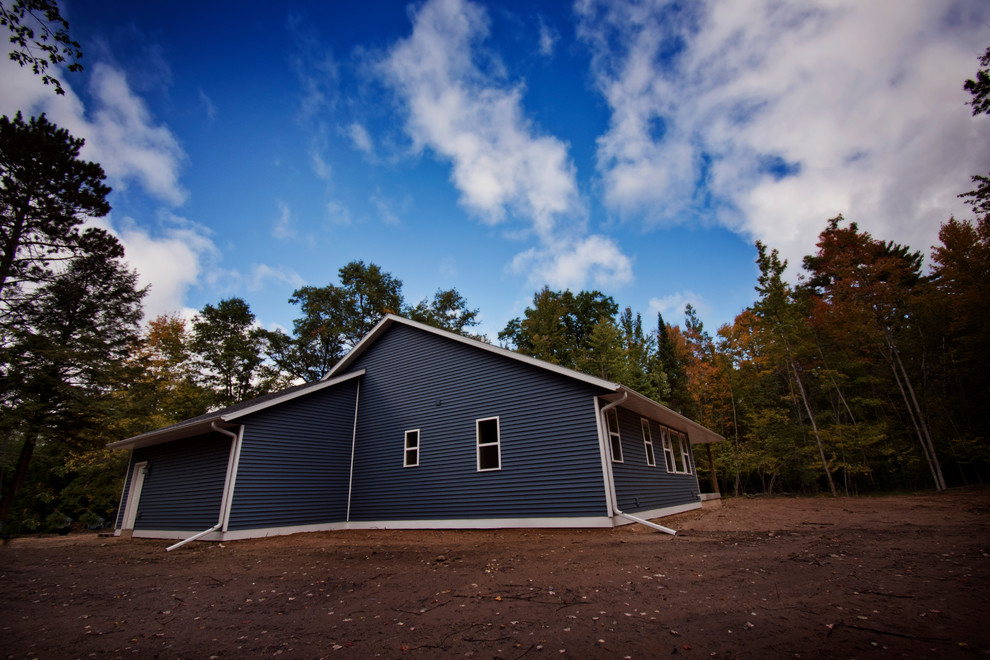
[
  {"xmin": 348, "ymin": 324, "xmax": 610, "ymax": 521},
  {"xmin": 226, "ymin": 380, "xmax": 358, "ymax": 530},
  {"xmin": 128, "ymin": 433, "xmax": 231, "ymax": 531},
  {"xmin": 612, "ymin": 409, "xmax": 700, "ymax": 512}
]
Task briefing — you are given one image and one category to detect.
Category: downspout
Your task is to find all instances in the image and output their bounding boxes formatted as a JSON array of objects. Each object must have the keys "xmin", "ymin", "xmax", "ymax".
[
  {"xmin": 166, "ymin": 422, "xmax": 241, "ymax": 552},
  {"xmin": 345, "ymin": 378, "xmax": 361, "ymax": 523},
  {"xmin": 600, "ymin": 391, "xmax": 677, "ymax": 536}
]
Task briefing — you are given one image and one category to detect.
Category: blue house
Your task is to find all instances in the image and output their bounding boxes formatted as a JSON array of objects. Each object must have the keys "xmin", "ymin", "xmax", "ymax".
[{"xmin": 111, "ymin": 315, "xmax": 722, "ymax": 542}]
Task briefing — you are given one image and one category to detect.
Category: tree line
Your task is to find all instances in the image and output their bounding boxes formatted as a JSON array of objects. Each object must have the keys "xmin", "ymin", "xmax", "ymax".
[{"xmin": 1, "ymin": 14, "xmax": 988, "ymax": 531}]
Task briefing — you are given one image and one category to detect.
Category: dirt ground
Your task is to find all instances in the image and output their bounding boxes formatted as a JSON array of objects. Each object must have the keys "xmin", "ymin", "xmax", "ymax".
[{"xmin": 1, "ymin": 488, "xmax": 988, "ymax": 659}]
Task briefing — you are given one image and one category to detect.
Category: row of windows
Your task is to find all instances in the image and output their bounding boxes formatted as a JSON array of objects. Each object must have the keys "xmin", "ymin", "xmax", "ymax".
[
  {"xmin": 605, "ymin": 409, "xmax": 692, "ymax": 474},
  {"xmin": 403, "ymin": 412, "xmax": 690, "ymax": 474},
  {"xmin": 403, "ymin": 417, "xmax": 502, "ymax": 472}
]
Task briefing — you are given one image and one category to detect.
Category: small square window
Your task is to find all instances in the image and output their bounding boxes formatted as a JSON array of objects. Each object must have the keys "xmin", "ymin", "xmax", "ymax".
[
  {"xmin": 476, "ymin": 417, "xmax": 501, "ymax": 471},
  {"xmin": 404, "ymin": 429, "xmax": 419, "ymax": 467}
]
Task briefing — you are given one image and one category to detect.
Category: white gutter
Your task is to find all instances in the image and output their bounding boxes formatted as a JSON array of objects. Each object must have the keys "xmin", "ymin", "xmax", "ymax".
[
  {"xmin": 599, "ymin": 392, "xmax": 677, "ymax": 536},
  {"xmin": 166, "ymin": 422, "xmax": 241, "ymax": 552}
]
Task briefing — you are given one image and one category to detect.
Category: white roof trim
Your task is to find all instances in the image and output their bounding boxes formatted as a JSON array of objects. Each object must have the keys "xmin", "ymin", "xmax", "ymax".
[
  {"xmin": 109, "ymin": 369, "xmax": 366, "ymax": 450},
  {"xmin": 324, "ymin": 314, "xmax": 620, "ymax": 392},
  {"xmin": 223, "ymin": 369, "xmax": 364, "ymax": 421},
  {"xmin": 612, "ymin": 387, "xmax": 724, "ymax": 445},
  {"xmin": 325, "ymin": 315, "xmax": 723, "ymax": 444}
]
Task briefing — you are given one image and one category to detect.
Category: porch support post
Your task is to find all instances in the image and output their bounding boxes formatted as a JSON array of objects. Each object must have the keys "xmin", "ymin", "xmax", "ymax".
[{"xmin": 706, "ymin": 443, "xmax": 720, "ymax": 495}]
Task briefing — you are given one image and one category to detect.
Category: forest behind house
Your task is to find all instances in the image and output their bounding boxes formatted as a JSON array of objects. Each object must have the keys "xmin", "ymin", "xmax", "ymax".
[{"xmin": 0, "ymin": 7, "xmax": 988, "ymax": 533}]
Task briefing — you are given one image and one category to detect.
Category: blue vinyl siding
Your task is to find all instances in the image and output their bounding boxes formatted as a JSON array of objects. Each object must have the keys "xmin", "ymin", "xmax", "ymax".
[
  {"xmin": 611, "ymin": 409, "xmax": 700, "ymax": 512},
  {"xmin": 123, "ymin": 433, "xmax": 231, "ymax": 531},
  {"xmin": 226, "ymin": 379, "xmax": 358, "ymax": 530},
  {"xmin": 347, "ymin": 324, "xmax": 611, "ymax": 521}
]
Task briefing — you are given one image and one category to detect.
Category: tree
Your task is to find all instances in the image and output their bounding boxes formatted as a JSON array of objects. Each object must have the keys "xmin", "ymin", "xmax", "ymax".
[
  {"xmin": 262, "ymin": 261, "xmax": 408, "ymax": 382},
  {"xmin": 654, "ymin": 312, "xmax": 691, "ymax": 411},
  {"xmin": 0, "ymin": 0, "xmax": 82, "ymax": 95},
  {"xmin": 499, "ymin": 288, "xmax": 617, "ymax": 369},
  {"xmin": 116, "ymin": 314, "xmax": 211, "ymax": 435},
  {"xmin": 576, "ymin": 316, "xmax": 625, "ymax": 381},
  {"xmin": 755, "ymin": 241, "xmax": 837, "ymax": 495},
  {"xmin": 338, "ymin": 260, "xmax": 403, "ymax": 345},
  {"xmin": 802, "ymin": 217, "xmax": 945, "ymax": 490},
  {"xmin": 191, "ymin": 298, "xmax": 268, "ymax": 408},
  {"xmin": 963, "ymin": 46, "xmax": 990, "ymax": 117},
  {"xmin": 0, "ymin": 229, "xmax": 144, "ymax": 530},
  {"xmin": 264, "ymin": 285, "xmax": 351, "ymax": 382},
  {"xmin": 1, "ymin": 113, "xmax": 111, "ymax": 322},
  {"xmin": 406, "ymin": 288, "xmax": 480, "ymax": 335}
]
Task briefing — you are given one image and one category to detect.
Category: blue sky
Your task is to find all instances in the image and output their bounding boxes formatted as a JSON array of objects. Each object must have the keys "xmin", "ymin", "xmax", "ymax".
[{"xmin": 2, "ymin": 0, "xmax": 988, "ymax": 341}]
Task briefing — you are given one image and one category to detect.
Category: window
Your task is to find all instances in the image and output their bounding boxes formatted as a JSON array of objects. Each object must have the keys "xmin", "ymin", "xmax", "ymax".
[
  {"xmin": 661, "ymin": 427, "xmax": 691, "ymax": 474},
  {"xmin": 606, "ymin": 409, "xmax": 623, "ymax": 462},
  {"xmin": 404, "ymin": 429, "xmax": 419, "ymax": 467},
  {"xmin": 661, "ymin": 428, "xmax": 676, "ymax": 472},
  {"xmin": 476, "ymin": 417, "xmax": 501, "ymax": 471},
  {"xmin": 641, "ymin": 418, "xmax": 656, "ymax": 466},
  {"xmin": 679, "ymin": 432, "xmax": 693, "ymax": 474}
]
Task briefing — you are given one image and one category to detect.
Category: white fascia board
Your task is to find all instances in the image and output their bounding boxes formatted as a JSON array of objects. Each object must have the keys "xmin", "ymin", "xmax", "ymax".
[
  {"xmin": 107, "ymin": 419, "xmax": 221, "ymax": 451},
  {"xmin": 108, "ymin": 369, "xmax": 366, "ymax": 451},
  {"xmin": 324, "ymin": 314, "xmax": 620, "ymax": 392},
  {"xmin": 609, "ymin": 387, "xmax": 725, "ymax": 445},
  {"xmin": 223, "ymin": 369, "xmax": 365, "ymax": 421}
]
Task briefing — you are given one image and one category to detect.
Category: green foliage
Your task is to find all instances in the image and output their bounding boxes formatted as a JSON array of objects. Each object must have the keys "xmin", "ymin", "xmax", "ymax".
[
  {"xmin": 963, "ymin": 46, "xmax": 990, "ymax": 117},
  {"xmin": 0, "ymin": 0, "xmax": 82, "ymax": 95},
  {"xmin": 499, "ymin": 287, "xmax": 618, "ymax": 368},
  {"xmin": 191, "ymin": 298, "xmax": 269, "ymax": 408},
  {"xmin": 0, "ymin": 226, "xmax": 145, "ymax": 528},
  {"xmin": 406, "ymin": 288, "xmax": 480, "ymax": 336},
  {"xmin": 0, "ymin": 112, "xmax": 111, "ymax": 319}
]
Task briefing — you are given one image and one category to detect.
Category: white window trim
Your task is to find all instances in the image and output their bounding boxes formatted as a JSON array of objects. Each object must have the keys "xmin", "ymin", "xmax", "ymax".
[
  {"xmin": 404, "ymin": 429, "xmax": 420, "ymax": 468},
  {"xmin": 641, "ymin": 418, "xmax": 656, "ymax": 467},
  {"xmin": 476, "ymin": 416, "xmax": 501, "ymax": 472},
  {"xmin": 659, "ymin": 426, "xmax": 692, "ymax": 474},
  {"xmin": 679, "ymin": 432, "xmax": 693, "ymax": 475},
  {"xmin": 661, "ymin": 427, "xmax": 676, "ymax": 473},
  {"xmin": 606, "ymin": 409, "xmax": 623, "ymax": 463}
]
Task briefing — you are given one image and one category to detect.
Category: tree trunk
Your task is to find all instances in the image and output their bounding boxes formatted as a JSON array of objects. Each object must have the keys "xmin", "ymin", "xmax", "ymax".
[
  {"xmin": 789, "ymin": 357, "xmax": 837, "ymax": 496},
  {"xmin": 882, "ymin": 328, "xmax": 946, "ymax": 490},
  {"xmin": 0, "ymin": 434, "xmax": 37, "ymax": 530}
]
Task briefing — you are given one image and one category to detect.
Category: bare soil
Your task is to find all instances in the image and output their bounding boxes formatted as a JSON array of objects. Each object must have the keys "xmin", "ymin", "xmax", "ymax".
[{"xmin": 2, "ymin": 488, "xmax": 988, "ymax": 659}]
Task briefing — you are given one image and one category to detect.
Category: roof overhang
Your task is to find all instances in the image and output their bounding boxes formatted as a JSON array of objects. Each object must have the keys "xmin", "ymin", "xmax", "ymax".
[
  {"xmin": 603, "ymin": 387, "xmax": 725, "ymax": 445},
  {"xmin": 109, "ymin": 369, "xmax": 365, "ymax": 451}
]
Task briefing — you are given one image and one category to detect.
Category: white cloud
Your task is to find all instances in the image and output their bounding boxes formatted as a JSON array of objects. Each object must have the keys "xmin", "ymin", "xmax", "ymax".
[
  {"xmin": 379, "ymin": 0, "xmax": 582, "ymax": 237},
  {"xmin": 577, "ymin": 0, "xmax": 990, "ymax": 270},
  {"xmin": 286, "ymin": 12, "xmax": 339, "ymax": 123},
  {"xmin": 538, "ymin": 18, "xmax": 558, "ymax": 58},
  {"xmin": 0, "ymin": 57, "xmax": 187, "ymax": 206},
  {"xmin": 326, "ymin": 199, "xmax": 353, "ymax": 226},
  {"xmin": 379, "ymin": 0, "xmax": 632, "ymax": 290},
  {"xmin": 86, "ymin": 64, "xmax": 187, "ymax": 205},
  {"xmin": 511, "ymin": 234, "xmax": 633, "ymax": 290},
  {"xmin": 198, "ymin": 88, "xmax": 217, "ymax": 121},
  {"xmin": 273, "ymin": 200, "xmax": 296, "ymax": 239},
  {"xmin": 348, "ymin": 122, "xmax": 374, "ymax": 156},
  {"xmin": 88, "ymin": 214, "xmax": 218, "ymax": 322},
  {"xmin": 648, "ymin": 291, "xmax": 709, "ymax": 325},
  {"xmin": 243, "ymin": 264, "xmax": 305, "ymax": 292}
]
